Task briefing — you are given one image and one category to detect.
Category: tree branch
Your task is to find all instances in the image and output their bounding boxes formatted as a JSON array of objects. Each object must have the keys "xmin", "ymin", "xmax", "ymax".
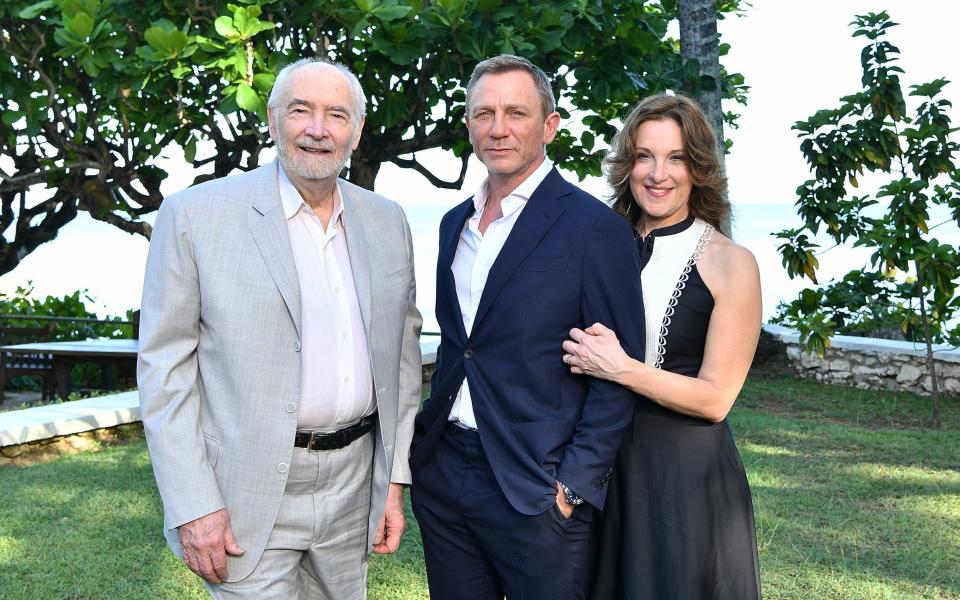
[
  {"xmin": 391, "ymin": 152, "xmax": 469, "ymax": 189},
  {"xmin": 88, "ymin": 209, "xmax": 153, "ymax": 239},
  {"xmin": 0, "ymin": 162, "xmax": 102, "ymax": 190}
]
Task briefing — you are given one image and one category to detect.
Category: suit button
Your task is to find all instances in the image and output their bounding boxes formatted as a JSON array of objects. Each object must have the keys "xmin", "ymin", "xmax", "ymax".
[
  {"xmin": 293, "ymin": 342, "xmax": 302, "ymax": 352},
  {"xmin": 285, "ymin": 402, "xmax": 296, "ymax": 413},
  {"xmin": 277, "ymin": 463, "xmax": 288, "ymax": 474},
  {"xmin": 464, "ymin": 349, "xmax": 474, "ymax": 359}
]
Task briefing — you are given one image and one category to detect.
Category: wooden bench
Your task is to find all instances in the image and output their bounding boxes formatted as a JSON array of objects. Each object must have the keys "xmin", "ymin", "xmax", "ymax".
[{"xmin": 0, "ymin": 324, "xmax": 57, "ymax": 403}]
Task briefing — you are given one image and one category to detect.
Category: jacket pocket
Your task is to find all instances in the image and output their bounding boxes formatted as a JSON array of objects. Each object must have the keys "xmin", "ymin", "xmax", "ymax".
[{"xmin": 202, "ymin": 432, "xmax": 221, "ymax": 470}]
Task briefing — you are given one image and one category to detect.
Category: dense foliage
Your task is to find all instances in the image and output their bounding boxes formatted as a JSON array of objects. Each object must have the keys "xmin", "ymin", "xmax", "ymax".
[{"xmin": 1, "ymin": 0, "xmax": 746, "ymax": 274}]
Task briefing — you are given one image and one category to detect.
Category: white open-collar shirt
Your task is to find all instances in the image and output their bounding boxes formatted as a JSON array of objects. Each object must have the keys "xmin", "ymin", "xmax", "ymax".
[
  {"xmin": 278, "ymin": 165, "xmax": 375, "ymax": 431},
  {"xmin": 449, "ymin": 157, "xmax": 554, "ymax": 430}
]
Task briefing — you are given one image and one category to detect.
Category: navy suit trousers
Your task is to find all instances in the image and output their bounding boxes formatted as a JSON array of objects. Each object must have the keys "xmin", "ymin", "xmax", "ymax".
[{"xmin": 411, "ymin": 424, "xmax": 591, "ymax": 600}]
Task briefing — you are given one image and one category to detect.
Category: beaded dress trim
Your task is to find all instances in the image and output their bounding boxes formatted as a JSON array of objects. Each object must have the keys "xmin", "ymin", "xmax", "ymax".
[{"xmin": 641, "ymin": 218, "xmax": 714, "ymax": 368}]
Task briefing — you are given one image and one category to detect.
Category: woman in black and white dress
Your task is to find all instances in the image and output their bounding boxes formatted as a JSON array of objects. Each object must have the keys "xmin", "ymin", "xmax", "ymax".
[{"xmin": 563, "ymin": 94, "xmax": 763, "ymax": 599}]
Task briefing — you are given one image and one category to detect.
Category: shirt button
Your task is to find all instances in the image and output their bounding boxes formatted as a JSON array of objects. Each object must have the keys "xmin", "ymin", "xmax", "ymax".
[
  {"xmin": 464, "ymin": 349, "xmax": 474, "ymax": 359},
  {"xmin": 344, "ymin": 375, "xmax": 350, "ymax": 383},
  {"xmin": 341, "ymin": 332, "xmax": 347, "ymax": 339},
  {"xmin": 277, "ymin": 463, "xmax": 288, "ymax": 474},
  {"xmin": 377, "ymin": 387, "xmax": 386, "ymax": 394},
  {"xmin": 384, "ymin": 444, "xmax": 393, "ymax": 452},
  {"xmin": 285, "ymin": 402, "xmax": 296, "ymax": 413},
  {"xmin": 293, "ymin": 342, "xmax": 302, "ymax": 352}
]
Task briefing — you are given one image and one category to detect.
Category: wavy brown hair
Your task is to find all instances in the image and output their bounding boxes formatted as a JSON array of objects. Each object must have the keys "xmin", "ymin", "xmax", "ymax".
[{"xmin": 605, "ymin": 93, "xmax": 731, "ymax": 237}]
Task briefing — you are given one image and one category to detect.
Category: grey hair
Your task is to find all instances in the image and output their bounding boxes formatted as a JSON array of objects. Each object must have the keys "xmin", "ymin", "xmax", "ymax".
[
  {"xmin": 267, "ymin": 58, "xmax": 367, "ymax": 119},
  {"xmin": 465, "ymin": 54, "xmax": 556, "ymax": 117}
]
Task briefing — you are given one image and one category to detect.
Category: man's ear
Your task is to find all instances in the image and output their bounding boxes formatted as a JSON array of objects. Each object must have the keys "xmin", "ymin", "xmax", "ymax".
[
  {"xmin": 267, "ymin": 108, "xmax": 277, "ymax": 141},
  {"xmin": 542, "ymin": 111, "xmax": 561, "ymax": 145},
  {"xmin": 351, "ymin": 116, "xmax": 365, "ymax": 150}
]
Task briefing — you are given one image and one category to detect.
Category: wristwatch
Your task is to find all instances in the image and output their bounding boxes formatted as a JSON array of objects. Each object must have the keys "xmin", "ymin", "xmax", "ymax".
[{"xmin": 558, "ymin": 481, "xmax": 584, "ymax": 506}]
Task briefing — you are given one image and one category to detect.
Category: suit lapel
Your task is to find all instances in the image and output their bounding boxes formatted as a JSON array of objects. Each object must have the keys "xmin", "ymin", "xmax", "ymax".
[
  {"xmin": 471, "ymin": 169, "xmax": 568, "ymax": 333},
  {"xmin": 248, "ymin": 162, "xmax": 303, "ymax": 339},
  {"xmin": 339, "ymin": 182, "xmax": 373, "ymax": 331},
  {"xmin": 438, "ymin": 199, "xmax": 474, "ymax": 344}
]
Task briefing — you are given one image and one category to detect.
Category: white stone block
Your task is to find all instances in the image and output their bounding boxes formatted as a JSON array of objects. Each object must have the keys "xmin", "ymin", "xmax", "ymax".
[
  {"xmin": 897, "ymin": 364, "xmax": 924, "ymax": 383},
  {"xmin": 943, "ymin": 378, "xmax": 960, "ymax": 394},
  {"xmin": 829, "ymin": 359, "xmax": 851, "ymax": 371}
]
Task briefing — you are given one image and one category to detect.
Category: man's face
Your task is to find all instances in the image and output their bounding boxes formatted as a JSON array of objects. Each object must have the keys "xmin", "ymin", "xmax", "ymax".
[
  {"xmin": 465, "ymin": 70, "xmax": 559, "ymax": 187},
  {"xmin": 268, "ymin": 64, "xmax": 364, "ymax": 183}
]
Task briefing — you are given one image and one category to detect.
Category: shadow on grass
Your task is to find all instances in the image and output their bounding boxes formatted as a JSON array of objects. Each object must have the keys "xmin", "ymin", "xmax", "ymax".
[
  {"xmin": 733, "ymin": 406, "xmax": 960, "ymax": 597},
  {"xmin": 0, "ymin": 442, "xmax": 207, "ymax": 599}
]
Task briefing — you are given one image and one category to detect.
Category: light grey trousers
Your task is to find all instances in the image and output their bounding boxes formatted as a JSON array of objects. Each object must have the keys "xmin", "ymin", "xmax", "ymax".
[{"xmin": 207, "ymin": 432, "xmax": 374, "ymax": 600}]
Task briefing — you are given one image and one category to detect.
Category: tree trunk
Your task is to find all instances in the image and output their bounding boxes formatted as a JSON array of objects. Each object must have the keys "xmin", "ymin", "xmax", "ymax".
[
  {"xmin": 917, "ymin": 271, "xmax": 943, "ymax": 429},
  {"xmin": 679, "ymin": 0, "xmax": 725, "ymax": 152},
  {"xmin": 347, "ymin": 152, "xmax": 381, "ymax": 191}
]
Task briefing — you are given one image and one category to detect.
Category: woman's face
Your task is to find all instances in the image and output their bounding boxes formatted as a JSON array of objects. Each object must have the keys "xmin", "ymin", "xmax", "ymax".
[{"xmin": 629, "ymin": 118, "xmax": 692, "ymax": 234}]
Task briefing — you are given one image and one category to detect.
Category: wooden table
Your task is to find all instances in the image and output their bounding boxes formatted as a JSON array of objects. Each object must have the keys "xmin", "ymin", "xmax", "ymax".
[{"xmin": 0, "ymin": 339, "xmax": 138, "ymax": 400}]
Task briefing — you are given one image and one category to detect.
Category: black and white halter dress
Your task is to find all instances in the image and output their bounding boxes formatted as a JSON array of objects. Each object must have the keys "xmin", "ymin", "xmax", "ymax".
[{"xmin": 587, "ymin": 215, "xmax": 761, "ymax": 600}]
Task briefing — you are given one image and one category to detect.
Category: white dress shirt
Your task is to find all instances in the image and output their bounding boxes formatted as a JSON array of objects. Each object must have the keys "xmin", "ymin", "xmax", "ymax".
[
  {"xmin": 279, "ymin": 166, "xmax": 375, "ymax": 430},
  {"xmin": 448, "ymin": 158, "xmax": 554, "ymax": 429}
]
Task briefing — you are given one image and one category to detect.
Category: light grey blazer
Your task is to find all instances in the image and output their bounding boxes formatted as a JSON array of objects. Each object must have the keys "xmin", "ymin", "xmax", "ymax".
[{"xmin": 137, "ymin": 161, "xmax": 422, "ymax": 582}]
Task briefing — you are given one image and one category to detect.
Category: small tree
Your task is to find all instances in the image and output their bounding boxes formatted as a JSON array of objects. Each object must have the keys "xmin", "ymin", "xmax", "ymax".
[{"xmin": 775, "ymin": 11, "xmax": 960, "ymax": 428}]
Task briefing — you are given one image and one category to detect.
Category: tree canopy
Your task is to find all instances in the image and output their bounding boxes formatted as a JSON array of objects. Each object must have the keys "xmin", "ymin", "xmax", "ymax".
[{"xmin": 0, "ymin": 0, "xmax": 746, "ymax": 275}]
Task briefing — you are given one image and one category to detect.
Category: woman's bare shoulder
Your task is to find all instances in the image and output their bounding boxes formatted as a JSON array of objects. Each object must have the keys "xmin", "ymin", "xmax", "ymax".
[{"xmin": 698, "ymin": 230, "xmax": 760, "ymax": 295}]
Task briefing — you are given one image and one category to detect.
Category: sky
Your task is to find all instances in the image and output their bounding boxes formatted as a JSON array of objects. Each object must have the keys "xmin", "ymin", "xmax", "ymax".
[{"xmin": 1, "ymin": 0, "xmax": 958, "ymax": 326}]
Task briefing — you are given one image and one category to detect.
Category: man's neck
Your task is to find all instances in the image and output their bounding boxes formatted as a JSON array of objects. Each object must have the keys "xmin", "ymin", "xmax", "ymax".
[
  {"xmin": 289, "ymin": 172, "xmax": 338, "ymax": 229},
  {"xmin": 486, "ymin": 156, "xmax": 546, "ymax": 206}
]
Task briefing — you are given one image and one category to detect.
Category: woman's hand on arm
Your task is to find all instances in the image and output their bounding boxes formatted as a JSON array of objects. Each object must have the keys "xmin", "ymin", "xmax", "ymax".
[
  {"xmin": 562, "ymin": 323, "xmax": 638, "ymax": 384},
  {"xmin": 562, "ymin": 240, "xmax": 762, "ymax": 423}
]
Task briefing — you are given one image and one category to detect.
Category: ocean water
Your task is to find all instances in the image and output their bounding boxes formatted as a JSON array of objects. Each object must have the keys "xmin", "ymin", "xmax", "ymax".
[{"xmin": 398, "ymin": 198, "xmax": 960, "ymax": 333}]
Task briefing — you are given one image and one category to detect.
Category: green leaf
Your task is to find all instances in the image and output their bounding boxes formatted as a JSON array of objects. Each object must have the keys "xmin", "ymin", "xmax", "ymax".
[
  {"xmin": 371, "ymin": 5, "xmax": 413, "ymax": 21},
  {"xmin": 1, "ymin": 110, "xmax": 23, "ymax": 125},
  {"xmin": 78, "ymin": 52, "xmax": 100, "ymax": 76},
  {"xmin": 235, "ymin": 82, "xmax": 261, "ymax": 112},
  {"xmin": 17, "ymin": 0, "xmax": 55, "ymax": 19},
  {"xmin": 252, "ymin": 72, "xmax": 276, "ymax": 93},
  {"xmin": 214, "ymin": 16, "xmax": 240, "ymax": 39},
  {"xmin": 53, "ymin": 27, "xmax": 82, "ymax": 48},
  {"xmin": 64, "ymin": 11, "xmax": 94, "ymax": 39},
  {"xmin": 59, "ymin": 0, "xmax": 85, "ymax": 19},
  {"xmin": 233, "ymin": 8, "xmax": 249, "ymax": 37},
  {"xmin": 184, "ymin": 136, "xmax": 197, "ymax": 163},
  {"xmin": 144, "ymin": 26, "xmax": 183, "ymax": 54}
]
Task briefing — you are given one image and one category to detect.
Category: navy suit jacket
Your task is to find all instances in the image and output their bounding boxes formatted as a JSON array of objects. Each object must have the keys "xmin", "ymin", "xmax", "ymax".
[{"xmin": 410, "ymin": 168, "xmax": 644, "ymax": 514}]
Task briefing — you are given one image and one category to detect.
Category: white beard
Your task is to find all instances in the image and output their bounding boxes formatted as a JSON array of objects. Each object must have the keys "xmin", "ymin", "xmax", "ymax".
[{"xmin": 277, "ymin": 134, "xmax": 352, "ymax": 180}]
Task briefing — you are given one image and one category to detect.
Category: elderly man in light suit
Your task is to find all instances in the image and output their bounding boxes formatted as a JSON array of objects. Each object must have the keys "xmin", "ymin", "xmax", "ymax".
[{"xmin": 138, "ymin": 58, "xmax": 422, "ymax": 599}]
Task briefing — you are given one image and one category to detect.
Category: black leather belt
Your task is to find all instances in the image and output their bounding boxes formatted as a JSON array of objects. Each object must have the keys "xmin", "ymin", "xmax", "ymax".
[{"xmin": 294, "ymin": 415, "xmax": 375, "ymax": 451}]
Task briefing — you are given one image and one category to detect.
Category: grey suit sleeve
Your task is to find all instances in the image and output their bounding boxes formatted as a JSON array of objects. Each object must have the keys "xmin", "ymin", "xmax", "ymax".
[
  {"xmin": 391, "ymin": 209, "xmax": 423, "ymax": 484},
  {"xmin": 138, "ymin": 194, "xmax": 225, "ymax": 530}
]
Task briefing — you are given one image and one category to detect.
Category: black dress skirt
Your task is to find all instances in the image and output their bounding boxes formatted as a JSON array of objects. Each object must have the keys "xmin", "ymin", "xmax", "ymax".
[{"xmin": 587, "ymin": 255, "xmax": 761, "ymax": 599}]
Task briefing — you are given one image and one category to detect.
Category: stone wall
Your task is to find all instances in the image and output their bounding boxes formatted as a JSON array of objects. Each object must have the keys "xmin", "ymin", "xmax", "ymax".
[{"xmin": 763, "ymin": 324, "xmax": 960, "ymax": 396}]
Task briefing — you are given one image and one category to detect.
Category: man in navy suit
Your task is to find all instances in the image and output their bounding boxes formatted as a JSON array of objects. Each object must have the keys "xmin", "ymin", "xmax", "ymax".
[{"xmin": 409, "ymin": 55, "xmax": 645, "ymax": 599}]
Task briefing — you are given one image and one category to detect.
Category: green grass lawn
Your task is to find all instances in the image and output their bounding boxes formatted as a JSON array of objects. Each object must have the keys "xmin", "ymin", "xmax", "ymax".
[{"xmin": 0, "ymin": 376, "xmax": 957, "ymax": 599}]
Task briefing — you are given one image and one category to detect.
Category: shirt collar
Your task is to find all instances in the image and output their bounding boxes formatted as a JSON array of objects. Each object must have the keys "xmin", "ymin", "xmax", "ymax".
[
  {"xmin": 277, "ymin": 162, "xmax": 344, "ymax": 223},
  {"xmin": 472, "ymin": 156, "xmax": 554, "ymax": 214}
]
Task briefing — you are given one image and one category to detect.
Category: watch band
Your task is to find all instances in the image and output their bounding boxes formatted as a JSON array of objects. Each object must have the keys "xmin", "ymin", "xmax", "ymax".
[{"xmin": 559, "ymin": 481, "xmax": 584, "ymax": 506}]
